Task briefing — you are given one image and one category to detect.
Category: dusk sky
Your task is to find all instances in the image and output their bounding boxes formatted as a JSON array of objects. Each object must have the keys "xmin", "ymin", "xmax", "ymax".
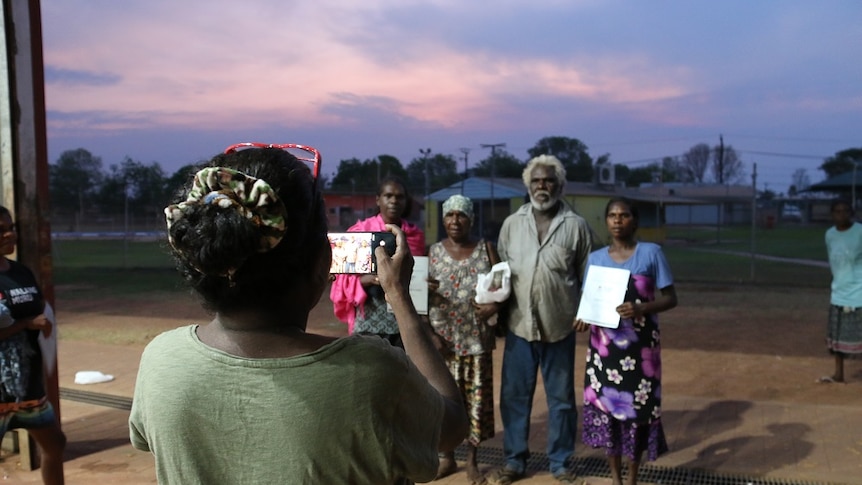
[{"xmin": 42, "ymin": 1, "xmax": 861, "ymax": 194}]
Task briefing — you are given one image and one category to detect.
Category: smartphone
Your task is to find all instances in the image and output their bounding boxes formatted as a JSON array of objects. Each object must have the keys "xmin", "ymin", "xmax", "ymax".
[{"xmin": 327, "ymin": 232, "xmax": 396, "ymax": 274}]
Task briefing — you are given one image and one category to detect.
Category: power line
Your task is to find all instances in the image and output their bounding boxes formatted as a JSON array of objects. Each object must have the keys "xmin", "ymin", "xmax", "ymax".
[
  {"xmin": 721, "ymin": 133, "xmax": 857, "ymax": 144},
  {"xmin": 736, "ymin": 150, "xmax": 829, "ymax": 160},
  {"xmin": 616, "ymin": 148, "xmax": 831, "ymax": 168}
]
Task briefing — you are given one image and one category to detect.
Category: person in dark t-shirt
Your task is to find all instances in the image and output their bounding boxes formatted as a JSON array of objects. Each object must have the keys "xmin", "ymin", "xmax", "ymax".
[{"xmin": 0, "ymin": 205, "xmax": 66, "ymax": 484}]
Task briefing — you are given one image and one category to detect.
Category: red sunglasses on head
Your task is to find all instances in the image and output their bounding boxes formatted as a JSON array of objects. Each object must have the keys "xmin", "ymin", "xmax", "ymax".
[{"xmin": 224, "ymin": 143, "xmax": 322, "ymax": 179}]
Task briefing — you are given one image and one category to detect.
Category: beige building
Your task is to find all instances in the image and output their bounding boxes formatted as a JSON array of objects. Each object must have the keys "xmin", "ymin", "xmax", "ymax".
[{"xmin": 425, "ymin": 177, "xmax": 732, "ymax": 246}]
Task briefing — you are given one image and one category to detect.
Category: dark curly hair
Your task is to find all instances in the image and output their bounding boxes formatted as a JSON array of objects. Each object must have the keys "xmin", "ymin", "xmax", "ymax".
[
  {"xmin": 830, "ymin": 198, "xmax": 853, "ymax": 214},
  {"xmin": 605, "ymin": 197, "xmax": 639, "ymax": 223},
  {"xmin": 166, "ymin": 148, "xmax": 329, "ymax": 314},
  {"xmin": 377, "ymin": 176, "xmax": 413, "ymax": 220}
]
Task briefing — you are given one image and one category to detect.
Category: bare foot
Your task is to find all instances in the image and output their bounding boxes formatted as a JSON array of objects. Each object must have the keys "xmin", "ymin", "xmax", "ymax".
[
  {"xmin": 436, "ymin": 454, "xmax": 457, "ymax": 480},
  {"xmin": 466, "ymin": 463, "xmax": 484, "ymax": 483}
]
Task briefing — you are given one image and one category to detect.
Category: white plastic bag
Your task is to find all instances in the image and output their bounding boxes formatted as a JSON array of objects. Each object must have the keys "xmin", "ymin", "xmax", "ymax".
[
  {"xmin": 74, "ymin": 371, "xmax": 115, "ymax": 384},
  {"xmin": 474, "ymin": 261, "xmax": 511, "ymax": 304}
]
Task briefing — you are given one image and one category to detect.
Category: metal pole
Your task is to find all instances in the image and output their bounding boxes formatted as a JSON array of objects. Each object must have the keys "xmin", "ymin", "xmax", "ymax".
[
  {"xmin": 716, "ymin": 135, "xmax": 724, "ymax": 244},
  {"xmin": 420, "ymin": 148, "xmax": 431, "ymax": 199},
  {"xmin": 124, "ymin": 182, "xmax": 129, "ymax": 268},
  {"xmin": 420, "ymin": 148, "xmax": 431, "ymax": 234},
  {"xmin": 480, "ymin": 143, "xmax": 505, "ymax": 222},
  {"xmin": 750, "ymin": 163, "xmax": 757, "ymax": 282},
  {"xmin": 459, "ymin": 148, "xmax": 470, "ymax": 195},
  {"xmin": 3, "ymin": 0, "xmax": 62, "ymax": 466},
  {"xmin": 655, "ymin": 192, "xmax": 660, "ymax": 228}
]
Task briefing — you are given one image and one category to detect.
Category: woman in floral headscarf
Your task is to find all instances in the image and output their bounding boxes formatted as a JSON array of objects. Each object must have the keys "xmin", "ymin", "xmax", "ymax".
[
  {"xmin": 427, "ymin": 195, "xmax": 501, "ymax": 483},
  {"xmin": 574, "ymin": 198, "xmax": 678, "ymax": 485},
  {"xmin": 130, "ymin": 147, "xmax": 467, "ymax": 485}
]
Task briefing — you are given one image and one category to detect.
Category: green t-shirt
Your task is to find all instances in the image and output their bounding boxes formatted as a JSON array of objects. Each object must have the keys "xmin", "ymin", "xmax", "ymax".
[{"xmin": 130, "ymin": 326, "xmax": 444, "ymax": 484}]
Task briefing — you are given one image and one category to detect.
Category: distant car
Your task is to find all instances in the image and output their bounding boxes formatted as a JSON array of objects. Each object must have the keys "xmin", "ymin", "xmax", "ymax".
[{"xmin": 782, "ymin": 205, "xmax": 802, "ymax": 221}]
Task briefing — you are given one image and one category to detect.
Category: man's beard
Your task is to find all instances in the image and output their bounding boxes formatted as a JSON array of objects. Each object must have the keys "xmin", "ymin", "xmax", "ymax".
[{"xmin": 529, "ymin": 190, "xmax": 559, "ymax": 211}]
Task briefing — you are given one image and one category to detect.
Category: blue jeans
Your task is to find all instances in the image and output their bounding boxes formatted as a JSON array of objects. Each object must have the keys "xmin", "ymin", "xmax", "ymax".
[
  {"xmin": 499, "ymin": 330, "xmax": 577, "ymax": 475},
  {"xmin": 0, "ymin": 399, "xmax": 57, "ymax": 437}
]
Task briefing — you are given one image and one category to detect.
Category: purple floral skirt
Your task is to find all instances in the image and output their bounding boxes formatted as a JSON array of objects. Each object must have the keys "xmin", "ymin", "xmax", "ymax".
[{"xmin": 582, "ymin": 404, "xmax": 668, "ymax": 461}]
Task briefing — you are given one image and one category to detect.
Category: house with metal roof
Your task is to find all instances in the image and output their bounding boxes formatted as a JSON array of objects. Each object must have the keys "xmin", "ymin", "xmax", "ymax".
[{"xmin": 424, "ymin": 177, "xmax": 755, "ymax": 246}]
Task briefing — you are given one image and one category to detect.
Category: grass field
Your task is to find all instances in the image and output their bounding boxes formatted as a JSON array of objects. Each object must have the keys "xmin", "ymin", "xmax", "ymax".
[
  {"xmin": 49, "ymin": 224, "xmax": 834, "ymax": 303},
  {"xmin": 665, "ymin": 224, "xmax": 828, "ymax": 260},
  {"xmin": 663, "ymin": 224, "xmax": 831, "ymax": 287},
  {"xmin": 51, "ymin": 238, "xmax": 174, "ymax": 269},
  {"xmin": 51, "ymin": 238, "xmax": 180, "ymax": 299}
]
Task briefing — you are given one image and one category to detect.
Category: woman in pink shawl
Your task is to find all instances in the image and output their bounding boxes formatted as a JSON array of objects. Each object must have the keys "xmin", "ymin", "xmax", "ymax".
[{"xmin": 330, "ymin": 176, "xmax": 425, "ymax": 347}]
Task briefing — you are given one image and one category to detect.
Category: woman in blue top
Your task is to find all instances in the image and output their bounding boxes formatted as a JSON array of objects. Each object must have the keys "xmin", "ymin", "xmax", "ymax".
[
  {"xmin": 575, "ymin": 198, "xmax": 677, "ymax": 485},
  {"xmin": 820, "ymin": 198, "xmax": 862, "ymax": 383}
]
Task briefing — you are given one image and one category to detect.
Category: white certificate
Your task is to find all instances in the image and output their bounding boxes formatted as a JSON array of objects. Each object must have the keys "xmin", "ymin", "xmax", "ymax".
[
  {"xmin": 409, "ymin": 256, "xmax": 429, "ymax": 315},
  {"xmin": 576, "ymin": 265, "xmax": 631, "ymax": 328}
]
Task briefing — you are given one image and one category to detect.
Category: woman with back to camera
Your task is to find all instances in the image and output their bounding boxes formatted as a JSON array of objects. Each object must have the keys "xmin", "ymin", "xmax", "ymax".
[
  {"xmin": 330, "ymin": 176, "xmax": 425, "ymax": 347},
  {"xmin": 0, "ymin": 206, "xmax": 66, "ymax": 485},
  {"xmin": 426, "ymin": 195, "xmax": 501, "ymax": 483},
  {"xmin": 575, "ymin": 198, "xmax": 677, "ymax": 485},
  {"xmin": 128, "ymin": 144, "xmax": 467, "ymax": 484}
]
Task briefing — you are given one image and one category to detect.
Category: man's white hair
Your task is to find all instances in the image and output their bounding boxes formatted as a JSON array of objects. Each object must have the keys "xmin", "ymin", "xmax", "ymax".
[{"xmin": 522, "ymin": 154, "xmax": 567, "ymax": 189}]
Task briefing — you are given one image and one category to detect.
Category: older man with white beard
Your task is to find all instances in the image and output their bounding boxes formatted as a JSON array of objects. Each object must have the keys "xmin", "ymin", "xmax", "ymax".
[{"xmin": 487, "ymin": 155, "xmax": 593, "ymax": 485}]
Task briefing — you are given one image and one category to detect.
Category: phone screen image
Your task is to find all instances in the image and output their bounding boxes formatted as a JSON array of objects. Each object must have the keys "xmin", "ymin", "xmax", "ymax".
[{"xmin": 327, "ymin": 232, "xmax": 395, "ymax": 274}]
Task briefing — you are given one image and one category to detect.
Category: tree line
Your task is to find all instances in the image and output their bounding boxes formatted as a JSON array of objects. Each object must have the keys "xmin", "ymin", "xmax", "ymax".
[{"xmin": 49, "ymin": 136, "xmax": 858, "ymax": 229}]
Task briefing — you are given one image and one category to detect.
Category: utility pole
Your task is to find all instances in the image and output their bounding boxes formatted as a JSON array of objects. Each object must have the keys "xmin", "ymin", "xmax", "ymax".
[
  {"xmin": 480, "ymin": 143, "xmax": 505, "ymax": 221},
  {"xmin": 459, "ymin": 148, "xmax": 471, "ymax": 195},
  {"xmin": 420, "ymin": 148, "xmax": 431, "ymax": 199}
]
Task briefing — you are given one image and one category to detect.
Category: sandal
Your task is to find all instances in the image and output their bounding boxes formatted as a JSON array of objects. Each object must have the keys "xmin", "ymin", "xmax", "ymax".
[
  {"xmin": 485, "ymin": 467, "xmax": 524, "ymax": 485},
  {"xmin": 552, "ymin": 469, "xmax": 579, "ymax": 484},
  {"xmin": 816, "ymin": 375, "xmax": 844, "ymax": 384}
]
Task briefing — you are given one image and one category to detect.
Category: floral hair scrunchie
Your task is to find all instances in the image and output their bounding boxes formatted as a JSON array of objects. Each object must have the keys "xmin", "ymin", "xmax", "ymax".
[{"xmin": 164, "ymin": 167, "xmax": 288, "ymax": 254}]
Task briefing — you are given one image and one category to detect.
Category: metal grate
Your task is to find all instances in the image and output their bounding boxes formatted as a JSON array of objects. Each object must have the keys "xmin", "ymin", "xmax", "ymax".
[
  {"xmin": 59, "ymin": 388, "xmax": 133, "ymax": 411},
  {"xmin": 60, "ymin": 390, "xmax": 848, "ymax": 485},
  {"xmin": 455, "ymin": 445, "xmax": 848, "ymax": 485}
]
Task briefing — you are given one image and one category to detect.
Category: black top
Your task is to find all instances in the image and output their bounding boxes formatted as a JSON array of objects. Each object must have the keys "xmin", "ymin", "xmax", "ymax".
[{"xmin": 0, "ymin": 260, "xmax": 46, "ymax": 402}]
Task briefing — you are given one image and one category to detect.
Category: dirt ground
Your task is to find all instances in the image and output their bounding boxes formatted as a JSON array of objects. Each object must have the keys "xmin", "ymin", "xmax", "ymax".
[{"xmin": 53, "ymin": 281, "xmax": 861, "ymax": 407}]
